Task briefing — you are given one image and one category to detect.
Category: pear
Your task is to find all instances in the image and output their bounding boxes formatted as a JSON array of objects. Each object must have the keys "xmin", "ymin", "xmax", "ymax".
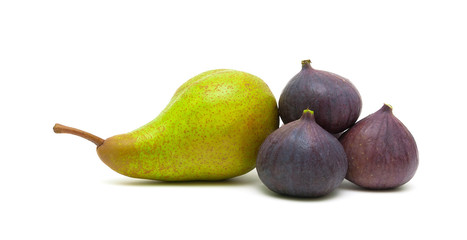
[{"xmin": 54, "ymin": 69, "xmax": 279, "ymax": 181}]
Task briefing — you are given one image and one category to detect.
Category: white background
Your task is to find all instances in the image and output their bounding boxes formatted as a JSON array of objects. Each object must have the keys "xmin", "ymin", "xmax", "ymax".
[{"xmin": 1, "ymin": 0, "xmax": 466, "ymax": 239}]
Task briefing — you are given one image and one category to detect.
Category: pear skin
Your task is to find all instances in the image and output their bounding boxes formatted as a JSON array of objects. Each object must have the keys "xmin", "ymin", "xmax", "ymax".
[{"xmin": 54, "ymin": 69, "xmax": 279, "ymax": 181}]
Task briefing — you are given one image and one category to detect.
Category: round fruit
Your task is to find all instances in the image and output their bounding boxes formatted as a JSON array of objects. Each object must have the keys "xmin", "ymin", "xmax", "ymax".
[
  {"xmin": 256, "ymin": 109, "xmax": 348, "ymax": 197},
  {"xmin": 339, "ymin": 104, "xmax": 419, "ymax": 189},
  {"xmin": 279, "ymin": 60, "xmax": 362, "ymax": 133}
]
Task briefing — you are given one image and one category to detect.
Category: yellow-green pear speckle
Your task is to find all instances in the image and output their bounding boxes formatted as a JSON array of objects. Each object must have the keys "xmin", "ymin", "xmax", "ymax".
[{"xmin": 96, "ymin": 69, "xmax": 279, "ymax": 181}]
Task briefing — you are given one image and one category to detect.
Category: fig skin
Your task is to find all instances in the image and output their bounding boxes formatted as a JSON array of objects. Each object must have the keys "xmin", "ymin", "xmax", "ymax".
[
  {"xmin": 279, "ymin": 60, "xmax": 362, "ymax": 133},
  {"xmin": 257, "ymin": 109, "xmax": 348, "ymax": 198},
  {"xmin": 339, "ymin": 104, "xmax": 419, "ymax": 190}
]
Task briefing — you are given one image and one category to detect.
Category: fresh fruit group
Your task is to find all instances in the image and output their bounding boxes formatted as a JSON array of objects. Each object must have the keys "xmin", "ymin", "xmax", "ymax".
[
  {"xmin": 339, "ymin": 104, "xmax": 419, "ymax": 189},
  {"xmin": 54, "ymin": 69, "xmax": 279, "ymax": 181},
  {"xmin": 256, "ymin": 109, "xmax": 348, "ymax": 197},
  {"xmin": 278, "ymin": 60, "xmax": 362, "ymax": 133}
]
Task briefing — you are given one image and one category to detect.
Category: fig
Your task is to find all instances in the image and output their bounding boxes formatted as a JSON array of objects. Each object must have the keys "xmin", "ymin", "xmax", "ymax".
[
  {"xmin": 339, "ymin": 104, "xmax": 419, "ymax": 189},
  {"xmin": 278, "ymin": 60, "xmax": 362, "ymax": 133},
  {"xmin": 256, "ymin": 109, "xmax": 348, "ymax": 198}
]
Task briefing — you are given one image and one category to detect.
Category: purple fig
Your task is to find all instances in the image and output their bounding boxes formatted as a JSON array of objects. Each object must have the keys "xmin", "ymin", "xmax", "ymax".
[
  {"xmin": 279, "ymin": 60, "xmax": 362, "ymax": 133},
  {"xmin": 256, "ymin": 109, "xmax": 348, "ymax": 198},
  {"xmin": 339, "ymin": 104, "xmax": 419, "ymax": 189}
]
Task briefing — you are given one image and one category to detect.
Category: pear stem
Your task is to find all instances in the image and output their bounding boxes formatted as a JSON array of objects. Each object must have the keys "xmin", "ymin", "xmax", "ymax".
[{"xmin": 53, "ymin": 123, "xmax": 105, "ymax": 147}]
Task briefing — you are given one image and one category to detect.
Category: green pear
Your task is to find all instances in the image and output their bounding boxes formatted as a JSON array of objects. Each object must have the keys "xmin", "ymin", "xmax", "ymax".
[{"xmin": 54, "ymin": 69, "xmax": 279, "ymax": 181}]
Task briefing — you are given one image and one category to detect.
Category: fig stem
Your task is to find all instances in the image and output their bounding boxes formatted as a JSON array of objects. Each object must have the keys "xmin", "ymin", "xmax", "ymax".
[
  {"xmin": 381, "ymin": 103, "xmax": 393, "ymax": 113},
  {"xmin": 300, "ymin": 109, "xmax": 316, "ymax": 121},
  {"xmin": 303, "ymin": 109, "xmax": 314, "ymax": 115},
  {"xmin": 53, "ymin": 123, "xmax": 105, "ymax": 147},
  {"xmin": 301, "ymin": 59, "xmax": 312, "ymax": 69}
]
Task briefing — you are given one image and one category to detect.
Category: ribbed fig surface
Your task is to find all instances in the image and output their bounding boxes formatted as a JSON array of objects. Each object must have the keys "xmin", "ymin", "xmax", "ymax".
[
  {"xmin": 279, "ymin": 60, "xmax": 362, "ymax": 133},
  {"xmin": 339, "ymin": 104, "xmax": 419, "ymax": 189},
  {"xmin": 257, "ymin": 109, "xmax": 348, "ymax": 198}
]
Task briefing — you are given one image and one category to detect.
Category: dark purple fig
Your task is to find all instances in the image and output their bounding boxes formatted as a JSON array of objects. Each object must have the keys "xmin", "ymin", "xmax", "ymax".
[
  {"xmin": 339, "ymin": 104, "xmax": 419, "ymax": 190},
  {"xmin": 256, "ymin": 109, "xmax": 348, "ymax": 198},
  {"xmin": 279, "ymin": 60, "xmax": 362, "ymax": 133}
]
